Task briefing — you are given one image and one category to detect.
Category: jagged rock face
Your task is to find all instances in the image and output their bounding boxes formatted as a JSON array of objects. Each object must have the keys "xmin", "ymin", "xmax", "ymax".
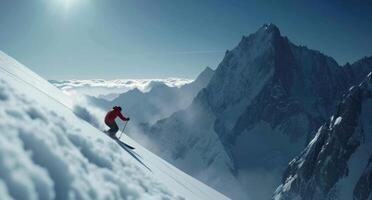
[{"xmin": 273, "ymin": 73, "xmax": 372, "ymax": 200}]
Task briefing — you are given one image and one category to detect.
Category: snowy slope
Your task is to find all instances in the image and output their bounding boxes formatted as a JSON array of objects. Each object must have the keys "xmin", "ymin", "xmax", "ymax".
[{"xmin": 0, "ymin": 51, "xmax": 228, "ymax": 200}]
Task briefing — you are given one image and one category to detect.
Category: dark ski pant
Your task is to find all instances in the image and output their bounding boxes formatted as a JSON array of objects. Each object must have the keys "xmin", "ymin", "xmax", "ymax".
[{"xmin": 105, "ymin": 120, "xmax": 119, "ymax": 136}]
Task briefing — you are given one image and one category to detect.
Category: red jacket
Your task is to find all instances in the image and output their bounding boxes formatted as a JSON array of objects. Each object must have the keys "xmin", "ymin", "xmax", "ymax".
[{"xmin": 105, "ymin": 106, "xmax": 128, "ymax": 123}]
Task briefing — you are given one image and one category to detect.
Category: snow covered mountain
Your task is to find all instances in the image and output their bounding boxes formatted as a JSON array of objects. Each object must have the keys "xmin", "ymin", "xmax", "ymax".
[
  {"xmin": 87, "ymin": 66, "xmax": 214, "ymax": 125},
  {"xmin": 273, "ymin": 72, "xmax": 372, "ymax": 200},
  {"xmin": 0, "ymin": 51, "xmax": 228, "ymax": 200},
  {"xmin": 143, "ymin": 24, "xmax": 372, "ymax": 199}
]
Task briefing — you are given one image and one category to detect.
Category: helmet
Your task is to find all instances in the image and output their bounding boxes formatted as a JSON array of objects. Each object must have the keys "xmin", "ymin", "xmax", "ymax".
[{"xmin": 113, "ymin": 106, "xmax": 122, "ymax": 111}]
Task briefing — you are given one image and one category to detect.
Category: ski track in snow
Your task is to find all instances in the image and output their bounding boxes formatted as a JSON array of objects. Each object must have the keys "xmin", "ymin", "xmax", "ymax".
[{"xmin": 0, "ymin": 51, "xmax": 229, "ymax": 200}]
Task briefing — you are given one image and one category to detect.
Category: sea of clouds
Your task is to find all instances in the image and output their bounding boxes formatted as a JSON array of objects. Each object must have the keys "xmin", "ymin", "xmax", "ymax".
[{"xmin": 49, "ymin": 78, "xmax": 193, "ymax": 100}]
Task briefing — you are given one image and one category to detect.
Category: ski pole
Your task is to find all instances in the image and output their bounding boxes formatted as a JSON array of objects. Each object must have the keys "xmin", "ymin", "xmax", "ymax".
[{"xmin": 119, "ymin": 121, "xmax": 128, "ymax": 139}]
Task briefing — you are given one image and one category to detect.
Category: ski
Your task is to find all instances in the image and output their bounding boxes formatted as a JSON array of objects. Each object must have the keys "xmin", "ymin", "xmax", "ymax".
[
  {"xmin": 103, "ymin": 130, "xmax": 135, "ymax": 149},
  {"xmin": 115, "ymin": 139, "xmax": 135, "ymax": 150}
]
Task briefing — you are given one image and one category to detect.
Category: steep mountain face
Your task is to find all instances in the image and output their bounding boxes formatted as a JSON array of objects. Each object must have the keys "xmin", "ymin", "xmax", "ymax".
[
  {"xmin": 144, "ymin": 24, "xmax": 372, "ymax": 199},
  {"xmin": 87, "ymin": 67, "xmax": 214, "ymax": 125},
  {"xmin": 273, "ymin": 73, "xmax": 372, "ymax": 200}
]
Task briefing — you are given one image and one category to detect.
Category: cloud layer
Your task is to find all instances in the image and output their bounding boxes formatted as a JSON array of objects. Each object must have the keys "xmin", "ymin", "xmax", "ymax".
[{"xmin": 49, "ymin": 78, "xmax": 193, "ymax": 100}]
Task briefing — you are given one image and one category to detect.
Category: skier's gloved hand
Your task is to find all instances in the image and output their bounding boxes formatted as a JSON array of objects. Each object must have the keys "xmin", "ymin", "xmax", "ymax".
[{"xmin": 127, "ymin": 117, "xmax": 130, "ymax": 121}]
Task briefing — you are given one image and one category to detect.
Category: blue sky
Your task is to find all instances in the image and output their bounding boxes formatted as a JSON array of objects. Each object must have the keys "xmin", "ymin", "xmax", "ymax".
[{"xmin": 0, "ymin": 0, "xmax": 371, "ymax": 79}]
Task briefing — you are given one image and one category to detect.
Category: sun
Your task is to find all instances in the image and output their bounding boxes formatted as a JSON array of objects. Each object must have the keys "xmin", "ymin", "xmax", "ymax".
[{"xmin": 55, "ymin": 0, "xmax": 77, "ymax": 10}]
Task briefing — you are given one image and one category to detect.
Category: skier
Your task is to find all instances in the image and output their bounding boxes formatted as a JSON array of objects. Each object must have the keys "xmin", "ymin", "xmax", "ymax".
[{"xmin": 104, "ymin": 106, "xmax": 130, "ymax": 137}]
